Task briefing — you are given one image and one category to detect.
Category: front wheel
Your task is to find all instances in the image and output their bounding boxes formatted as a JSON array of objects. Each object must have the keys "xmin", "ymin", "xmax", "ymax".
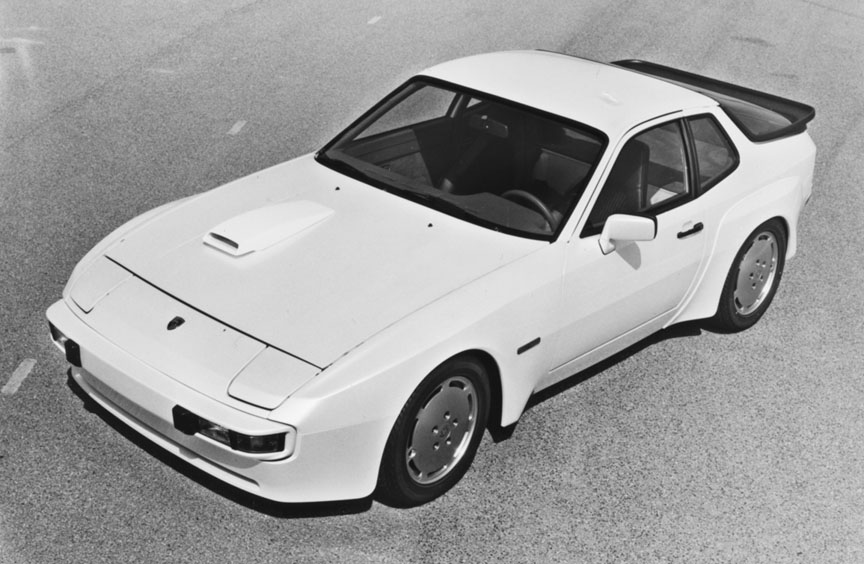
[
  {"xmin": 376, "ymin": 355, "xmax": 490, "ymax": 507},
  {"xmin": 711, "ymin": 219, "xmax": 786, "ymax": 332}
]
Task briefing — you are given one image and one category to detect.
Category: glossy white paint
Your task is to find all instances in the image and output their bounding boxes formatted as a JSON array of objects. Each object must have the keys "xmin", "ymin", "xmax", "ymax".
[
  {"xmin": 69, "ymin": 256, "xmax": 132, "ymax": 313},
  {"xmin": 598, "ymin": 214, "xmax": 658, "ymax": 254},
  {"xmin": 203, "ymin": 200, "xmax": 334, "ymax": 257},
  {"xmin": 228, "ymin": 348, "xmax": 320, "ymax": 410},
  {"xmin": 87, "ymin": 276, "xmax": 267, "ymax": 403},
  {"xmin": 671, "ymin": 109, "xmax": 817, "ymax": 325},
  {"xmin": 541, "ymin": 200, "xmax": 707, "ymax": 390},
  {"xmin": 421, "ymin": 51, "xmax": 712, "ymax": 142},
  {"xmin": 47, "ymin": 300, "xmax": 385, "ymax": 501},
  {"xmin": 102, "ymin": 155, "xmax": 542, "ymax": 369},
  {"xmin": 46, "ymin": 51, "xmax": 816, "ymax": 503}
]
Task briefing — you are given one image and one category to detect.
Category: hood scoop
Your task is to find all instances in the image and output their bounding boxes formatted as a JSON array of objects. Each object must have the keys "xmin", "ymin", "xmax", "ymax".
[{"xmin": 203, "ymin": 200, "xmax": 333, "ymax": 257}]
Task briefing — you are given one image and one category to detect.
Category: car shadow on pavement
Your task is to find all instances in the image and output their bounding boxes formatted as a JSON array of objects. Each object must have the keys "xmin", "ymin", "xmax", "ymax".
[{"xmin": 66, "ymin": 372, "xmax": 373, "ymax": 518}]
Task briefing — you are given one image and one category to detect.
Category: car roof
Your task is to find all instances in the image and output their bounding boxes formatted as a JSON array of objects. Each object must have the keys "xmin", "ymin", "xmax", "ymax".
[{"xmin": 420, "ymin": 50, "xmax": 715, "ymax": 139}]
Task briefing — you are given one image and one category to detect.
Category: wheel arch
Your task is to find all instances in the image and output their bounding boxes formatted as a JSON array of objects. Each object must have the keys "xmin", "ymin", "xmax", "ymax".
[
  {"xmin": 374, "ymin": 348, "xmax": 500, "ymax": 506},
  {"xmin": 675, "ymin": 209, "xmax": 794, "ymax": 325},
  {"xmin": 458, "ymin": 349, "xmax": 507, "ymax": 439},
  {"xmin": 774, "ymin": 214, "xmax": 791, "ymax": 253}
]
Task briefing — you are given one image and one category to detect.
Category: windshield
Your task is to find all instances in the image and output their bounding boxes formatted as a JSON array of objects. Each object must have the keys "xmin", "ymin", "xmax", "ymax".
[{"xmin": 317, "ymin": 79, "xmax": 606, "ymax": 239}]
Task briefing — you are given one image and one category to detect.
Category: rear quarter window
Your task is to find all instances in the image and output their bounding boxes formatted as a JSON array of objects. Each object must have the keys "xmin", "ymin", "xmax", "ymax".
[{"xmin": 688, "ymin": 115, "xmax": 738, "ymax": 192}]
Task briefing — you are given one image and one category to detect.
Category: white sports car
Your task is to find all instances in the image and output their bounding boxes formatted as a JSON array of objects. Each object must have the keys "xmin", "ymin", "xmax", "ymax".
[{"xmin": 47, "ymin": 50, "xmax": 815, "ymax": 507}]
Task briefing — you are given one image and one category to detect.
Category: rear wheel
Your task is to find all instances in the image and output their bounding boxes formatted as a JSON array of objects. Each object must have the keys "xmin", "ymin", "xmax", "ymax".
[
  {"xmin": 712, "ymin": 219, "xmax": 786, "ymax": 332},
  {"xmin": 376, "ymin": 355, "xmax": 490, "ymax": 507}
]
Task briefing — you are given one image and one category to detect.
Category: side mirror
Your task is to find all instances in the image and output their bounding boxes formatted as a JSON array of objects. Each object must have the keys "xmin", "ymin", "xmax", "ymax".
[{"xmin": 598, "ymin": 214, "xmax": 656, "ymax": 254}]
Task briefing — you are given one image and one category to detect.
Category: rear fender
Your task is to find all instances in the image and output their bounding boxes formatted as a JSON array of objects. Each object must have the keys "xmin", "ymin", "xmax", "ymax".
[{"xmin": 673, "ymin": 175, "xmax": 801, "ymax": 324}]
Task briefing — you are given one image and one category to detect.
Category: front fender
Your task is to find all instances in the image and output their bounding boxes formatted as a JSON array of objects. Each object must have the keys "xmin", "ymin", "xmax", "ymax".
[
  {"xmin": 262, "ymin": 246, "xmax": 561, "ymax": 500},
  {"xmin": 270, "ymin": 242, "xmax": 563, "ymax": 434}
]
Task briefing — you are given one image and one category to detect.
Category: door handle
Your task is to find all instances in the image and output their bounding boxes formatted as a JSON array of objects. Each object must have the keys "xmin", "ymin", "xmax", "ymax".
[{"xmin": 677, "ymin": 222, "xmax": 704, "ymax": 239}]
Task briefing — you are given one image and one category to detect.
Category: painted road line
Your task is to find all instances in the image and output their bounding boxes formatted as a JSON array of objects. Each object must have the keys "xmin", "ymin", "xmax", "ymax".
[
  {"xmin": 2, "ymin": 358, "xmax": 37, "ymax": 395},
  {"xmin": 227, "ymin": 120, "xmax": 246, "ymax": 135},
  {"xmin": 367, "ymin": 16, "xmax": 382, "ymax": 25}
]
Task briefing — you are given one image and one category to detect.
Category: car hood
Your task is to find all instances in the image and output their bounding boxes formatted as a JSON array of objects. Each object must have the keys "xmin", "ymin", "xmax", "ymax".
[{"xmin": 104, "ymin": 154, "xmax": 541, "ymax": 368}]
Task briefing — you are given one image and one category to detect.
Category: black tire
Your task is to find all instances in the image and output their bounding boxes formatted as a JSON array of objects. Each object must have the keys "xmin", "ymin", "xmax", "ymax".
[
  {"xmin": 712, "ymin": 219, "xmax": 786, "ymax": 332},
  {"xmin": 376, "ymin": 355, "xmax": 490, "ymax": 507}
]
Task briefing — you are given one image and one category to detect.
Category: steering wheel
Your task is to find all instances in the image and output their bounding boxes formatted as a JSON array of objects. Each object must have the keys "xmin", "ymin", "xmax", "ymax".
[{"xmin": 501, "ymin": 190, "xmax": 556, "ymax": 230}]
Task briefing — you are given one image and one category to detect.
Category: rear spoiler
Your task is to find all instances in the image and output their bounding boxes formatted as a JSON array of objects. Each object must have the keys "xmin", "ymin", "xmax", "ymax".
[{"xmin": 613, "ymin": 59, "xmax": 815, "ymax": 143}]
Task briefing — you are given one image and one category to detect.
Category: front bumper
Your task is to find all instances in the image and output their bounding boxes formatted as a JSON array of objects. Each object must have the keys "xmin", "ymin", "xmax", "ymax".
[{"xmin": 46, "ymin": 299, "xmax": 389, "ymax": 503}]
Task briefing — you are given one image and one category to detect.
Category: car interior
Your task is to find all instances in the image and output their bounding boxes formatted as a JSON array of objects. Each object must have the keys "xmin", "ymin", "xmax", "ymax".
[
  {"xmin": 330, "ymin": 88, "xmax": 605, "ymax": 237},
  {"xmin": 582, "ymin": 121, "xmax": 693, "ymax": 237}
]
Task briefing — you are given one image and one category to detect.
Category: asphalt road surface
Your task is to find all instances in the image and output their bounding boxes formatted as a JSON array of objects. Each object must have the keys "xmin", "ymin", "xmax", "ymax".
[{"xmin": 2, "ymin": 1, "xmax": 863, "ymax": 563}]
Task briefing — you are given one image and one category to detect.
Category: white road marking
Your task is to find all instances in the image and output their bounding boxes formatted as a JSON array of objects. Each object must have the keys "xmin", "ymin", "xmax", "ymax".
[
  {"xmin": 2, "ymin": 358, "xmax": 37, "ymax": 395},
  {"xmin": 0, "ymin": 37, "xmax": 44, "ymax": 46},
  {"xmin": 227, "ymin": 120, "xmax": 246, "ymax": 135},
  {"xmin": 0, "ymin": 37, "xmax": 43, "ymax": 88},
  {"xmin": 367, "ymin": 15, "xmax": 382, "ymax": 25}
]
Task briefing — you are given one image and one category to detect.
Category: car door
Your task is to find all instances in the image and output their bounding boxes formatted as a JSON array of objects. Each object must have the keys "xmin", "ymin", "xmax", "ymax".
[{"xmin": 546, "ymin": 118, "xmax": 707, "ymax": 381}]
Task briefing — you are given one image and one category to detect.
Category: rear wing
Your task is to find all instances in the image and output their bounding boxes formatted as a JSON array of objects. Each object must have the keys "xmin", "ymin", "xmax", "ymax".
[{"xmin": 613, "ymin": 59, "xmax": 815, "ymax": 143}]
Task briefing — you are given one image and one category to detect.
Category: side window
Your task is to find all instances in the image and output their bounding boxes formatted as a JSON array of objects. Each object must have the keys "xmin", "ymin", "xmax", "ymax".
[
  {"xmin": 688, "ymin": 115, "xmax": 738, "ymax": 192},
  {"xmin": 582, "ymin": 120, "xmax": 690, "ymax": 236}
]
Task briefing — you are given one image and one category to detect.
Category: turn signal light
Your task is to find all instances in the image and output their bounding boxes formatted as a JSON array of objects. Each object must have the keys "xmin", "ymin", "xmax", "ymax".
[
  {"xmin": 49, "ymin": 323, "xmax": 81, "ymax": 367},
  {"xmin": 171, "ymin": 405, "xmax": 291, "ymax": 455}
]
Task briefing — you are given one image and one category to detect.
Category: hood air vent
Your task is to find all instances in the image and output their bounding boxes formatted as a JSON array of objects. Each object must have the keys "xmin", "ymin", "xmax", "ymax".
[{"xmin": 203, "ymin": 200, "xmax": 333, "ymax": 257}]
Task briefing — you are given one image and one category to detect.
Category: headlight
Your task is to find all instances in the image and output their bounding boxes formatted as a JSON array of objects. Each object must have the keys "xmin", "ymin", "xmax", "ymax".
[{"xmin": 172, "ymin": 405, "xmax": 296, "ymax": 457}]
